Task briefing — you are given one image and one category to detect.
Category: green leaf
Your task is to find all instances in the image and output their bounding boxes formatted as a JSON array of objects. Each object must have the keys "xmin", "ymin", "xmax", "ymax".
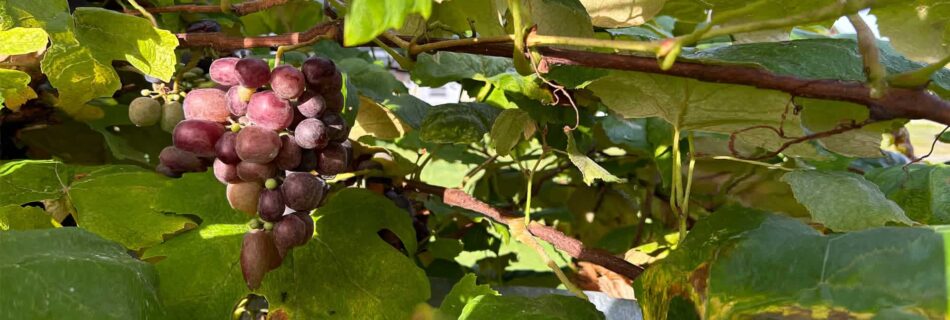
[
  {"xmin": 425, "ymin": 0, "xmax": 507, "ymax": 37},
  {"xmin": 798, "ymin": 98, "xmax": 901, "ymax": 158},
  {"xmin": 352, "ymin": 96, "xmax": 411, "ymax": 140},
  {"xmin": 420, "ymin": 103, "xmax": 500, "ymax": 144},
  {"xmin": 411, "ymin": 52, "xmax": 513, "ymax": 87},
  {"xmin": 381, "ymin": 94, "xmax": 433, "ymax": 130},
  {"xmin": 439, "ymin": 273, "xmax": 499, "ymax": 317},
  {"xmin": 262, "ymin": 189, "xmax": 430, "ymax": 319},
  {"xmin": 588, "ymin": 70, "xmax": 818, "ymax": 158},
  {"xmin": 782, "ymin": 170, "xmax": 913, "ymax": 231},
  {"xmin": 599, "ymin": 115, "xmax": 650, "ymax": 152},
  {"xmin": 0, "ymin": 27, "xmax": 48, "ymax": 55},
  {"xmin": 529, "ymin": 0, "xmax": 596, "ymax": 38},
  {"xmin": 874, "ymin": 1, "xmax": 950, "ymax": 63},
  {"xmin": 659, "ymin": 0, "xmax": 832, "ymax": 24},
  {"xmin": 343, "ymin": 0, "xmax": 432, "ymax": 46},
  {"xmin": 337, "ymin": 57, "xmax": 408, "ymax": 101},
  {"xmin": 459, "ymin": 294, "xmax": 604, "ymax": 320},
  {"xmin": 866, "ymin": 164, "xmax": 950, "ymax": 225},
  {"xmin": 0, "ymin": 228, "xmax": 166, "ymax": 319},
  {"xmin": 0, "ymin": 205, "xmax": 54, "ymax": 230},
  {"xmin": 490, "ymin": 109, "xmax": 535, "ymax": 156},
  {"xmin": 579, "ymin": 0, "xmax": 665, "ymax": 28},
  {"xmin": 566, "ymin": 130, "xmax": 620, "ymax": 185},
  {"xmin": 71, "ymin": 8, "xmax": 178, "ymax": 82},
  {"xmin": 639, "ymin": 206, "xmax": 948, "ymax": 320},
  {"xmin": 140, "ymin": 223, "xmax": 248, "ymax": 320},
  {"xmin": 0, "ymin": 68, "xmax": 38, "ymax": 110},
  {"xmin": 240, "ymin": 0, "xmax": 323, "ymax": 35}
]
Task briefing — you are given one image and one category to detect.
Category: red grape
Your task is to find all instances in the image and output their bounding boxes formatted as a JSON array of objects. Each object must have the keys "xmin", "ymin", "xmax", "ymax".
[
  {"xmin": 236, "ymin": 58, "xmax": 271, "ymax": 88},
  {"xmin": 275, "ymin": 135, "xmax": 302, "ymax": 170},
  {"xmin": 215, "ymin": 131, "xmax": 241, "ymax": 164},
  {"xmin": 270, "ymin": 65, "xmax": 305, "ymax": 99},
  {"xmin": 317, "ymin": 71, "xmax": 342, "ymax": 94},
  {"xmin": 292, "ymin": 211, "xmax": 314, "ymax": 243},
  {"xmin": 273, "ymin": 213, "xmax": 308, "ymax": 257},
  {"xmin": 323, "ymin": 90, "xmax": 344, "ymax": 114},
  {"xmin": 302, "ymin": 57, "xmax": 336, "ymax": 88},
  {"xmin": 247, "ymin": 91, "xmax": 293, "ymax": 131},
  {"xmin": 258, "ymin": 189, "xmax": 285, "ymax": 222},
  {"xmin": 280, "ymin": 172, "xmax": 326, "ymax": 211},
  {"xmin": 295, "ymin": 90, "xmax": 326, "ymax": 118},
  {"xmin": 318, "ymin": 141, "xmax": 350, "ymax": 175},
  {"xmin": 237, "ymin": 161, "xmax": 277, "ymax": 182},
  {"xmin": 227, "ymin": 181, "xmax": 262, "ymax": 215},
  {"xmin": 209, "ymin": 57, "xmax": 240, "ymax": 86},
  {"xmin": 226, "ymin": 86, "xmax": 249, "ymax": 116},
  {"xmin": 294, "ymin": 118, "xmax": 328, "ymax": 150},
  {"xmin": 172, "ymin": 120, "xmax": 225, "ymax": 157},
  {"xmin": 159, "ymin": 146, "xmax": 204, "ymax": 172},
  {"xmin": 183, "ymin": 88, "xmax": 230, "ymax": 123},
  {"xmin": 213, "ymin": 159, "xmax": 241, "ymax": 184},
  {"xmin": 235, "ymin": 125, "xmax": 281, "ymax": 163},
  {"xmin": 240, "ymin": 229, "xmax": 281, "ymax": 289}
]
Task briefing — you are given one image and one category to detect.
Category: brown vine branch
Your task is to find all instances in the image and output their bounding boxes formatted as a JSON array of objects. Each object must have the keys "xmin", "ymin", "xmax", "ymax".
[
  {"xmin": 124, "ymin": 0, "xmax": 289, "ymax": 16},
  {"xmin": 403, "ymin": 180, "xmax": 646, "ymax": 281}
]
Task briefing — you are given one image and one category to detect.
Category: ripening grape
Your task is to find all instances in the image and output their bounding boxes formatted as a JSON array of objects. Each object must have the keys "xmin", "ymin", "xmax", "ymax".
[
  {"xmin": 159, "ymin": 146, "xmax": 205, "ymax": 173},
  {"xmin": 227, "ymin": 181, "xmax": 263, "ymax": 215},
  {"xmin": 294, "ymin": 149, "xmax": 318, "ymax": 172},
  {"xmin": 129, "ymin": 97, "xmax": 161, "ymax": 127},
  {"xmin": 281, "ymin": 172, "xmax": 326, "ymax": 211},
  {"xmin": 235, "ymin": 58, "xmax": 271, "ymax": 88},
  {"xmin": 317, "ymin": 71, "xmax": 343, "ymax": 94},
  {"xmin": 214, "ymin": 132, "xmax": 241, "ymax": 164},
  {"xmin": 302, "ymin": 57, "xmax": 336, "ymax": 88},
  {"xmin": 318, "ymin": 141, "xmax": 351, "ymax": 175},
  {"xmin": 172, "ymin": 120, "xmax": 225, "ymax": 157},
  {"xmin": 247, "ymin": 91, "xmax": 294, "ymax": 131},
  {"xmin": 258, "ymin": 189, "xmax": 286, "ymax": 222},
  {"xmin": 235, "ymin": 125, "xmax": 281, "ymax": 163},
  {"xmin": 183, "ymin": 88, "xmax": 230, "ymax": 122},
  {"xmin": 292, "ymin": 211, "xmax": 314, "ymax": 243},
  {"xmin": 237, "ymin": 161, "xmax": 277, "ymax": 182},
  {"xmin": 240, "ymin": 229, "xmax": 281, "ymax": 289},
  {"xmin": 273, "ymin": 214, "xmax": 308, "ymax": 257},
  {"xmin": 295, "ymin": 90, "xmax": 326, "ymax": 118},
  {"xmin": 323, "ymin": 90, "xmax": 344, "ymax": 114},
  {"xmin": 213, "ymin": 159, "xmax": 241, "ymax": 184},
  {"xmin": 321, "ymin": 113, "xmax": 348, "ymax": 142},
  {"xmin": 294, "ymin": 118, "xmax": 328, "ymax": 150},
  {"xmin": 226, "ymin": 86, "xmax": 249, "ymax": 116},
  {"xmin": 290, "ymin": 106, "xmax": 306, "ymax": 129},
  {"xmin": 160, "ymin": 101, "xmax": 185, "ymax": 133},
  {"xmin": 270, "ymin": 65, "xmax": 305, "ymax": 99},
  {"xmin": 275, "ymin": 135, "xmax": 302, "ymax": 170},
  {"xmin": 210, "ymin": 57, "xmax": 241, "ymax": 86}
]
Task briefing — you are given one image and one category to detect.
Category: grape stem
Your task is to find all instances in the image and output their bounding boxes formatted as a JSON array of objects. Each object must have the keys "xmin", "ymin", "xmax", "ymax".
[{"xmin": 274, "ymin": 34, "xmax": 335, "ymax": 66}]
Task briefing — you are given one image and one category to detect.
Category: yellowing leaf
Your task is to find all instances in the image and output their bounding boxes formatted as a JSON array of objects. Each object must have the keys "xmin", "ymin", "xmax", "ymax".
[
  {"xmin": 351, "ymin": 96, "xmax": 411, "ymax": 140},
  {"xmin": 0, "ymin": 27, "xmax": 48, "ymax": 55},
  {"xmin": 0, "ymin": 68, "xmax": 38, "ymax": 110}
]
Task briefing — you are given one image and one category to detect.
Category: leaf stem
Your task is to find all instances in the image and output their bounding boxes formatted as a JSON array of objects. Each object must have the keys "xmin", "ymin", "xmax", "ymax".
[
  {"xmin": 680, "ymin": 133, "xmax": 696, "ymax": 240},
  {"xmin": 889, "ymin": 54, "xmax": 950, "ymax": 88},
  {"xmin": 371, "ymin": 38, "xmax": 415, "ymax": 69},
  {"xmin": 848, "ymin": 14, "xmax": 887, "ymax": 98},
  {"xmin": 526, "ymin": 34, "xmax": 658, "ymax": 52},
  {"xmin": 126, "ymin": 0, "xmax": 158, "ymax": 27}
]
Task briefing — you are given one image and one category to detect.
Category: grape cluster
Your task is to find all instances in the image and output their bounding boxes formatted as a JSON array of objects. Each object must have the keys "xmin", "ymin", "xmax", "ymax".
[
  {"xmin": 128, "ymin": 95, "xmax": 184, "ymax": 133},
  {"xmin": 155, "ymin": 56, "xmax": 351, "ymax": 289}
]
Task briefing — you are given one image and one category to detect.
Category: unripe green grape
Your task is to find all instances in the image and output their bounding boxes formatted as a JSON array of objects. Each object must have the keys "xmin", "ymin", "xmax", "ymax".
[
  {"xmin": 129, "ymin": 97, "xmax": 162, "ymax": 127},
  {"xmin": 263, "ymin": 221, "xmax": 275, "ymax": 231},
  {"xmin": 265, "ymin": 178, "xmax": 278, "ymax": 190},
  {"xmin": 247, "ymin": 218, "xmax": 263, "ymax": 230},
  {"xmin": 183, "ymin": 71, "xmax": 199, "ymax": 80},
  {"xmin": 160, "ymin": 101, "xmax": 185, "ymax": 133},
  {"xmin": 189, "ymin": 67, "xmax": 205, "ymax": 76}
]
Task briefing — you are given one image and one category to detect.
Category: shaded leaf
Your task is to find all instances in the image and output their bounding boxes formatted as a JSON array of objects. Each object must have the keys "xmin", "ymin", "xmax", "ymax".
[
  {"xmin": 0, "ymin": 205, "xmax": 54, "ymax": 230},
  {"xmin": 0, "ymin": 68, "xmax": 38, "ymax": 110},
  {"xmin": 580, "ymin": 0, "xmax": 665, "ymax": 28},
  {"xmin": 381, "ymin": 94, "xmax": 433, "ymax": 130},
  {"xmin": 411, "ymin": 51, "xmax": 513, "ymax": 87},
  {"xmin": 529, "ymin": 0, "xmax": 596, "ymax": 38},
  {"xmin": 566, "ymin": 130, "xmax": 620, "ymax": 185},
  {"xmin": 459, "ymin": 294, "xmax": 604, "ymax": 320},
  {"xmin": 439, "ymin": 273, "xmax": 499, "ymax": 317},
  {"xmin": 420, "ymin": 103, "xmax": 500, "ymax": 144},
  {"xmin": 782, "ymin": 170, "xmax": 913, "ymax": 231},
  {"xmin": 490, "ymin": 109, "xmax": 535, "ymax": 156},
  {"xmin": 337, "ymin": 57, "xmax": 408, "ymax": 100},
  {"xmin": 874, "ymin": 1, "xmax": 950, "ymax": 63},
  {"xmin": 866, "ymin": 164, "xmax": 950, "ymax": 225}
]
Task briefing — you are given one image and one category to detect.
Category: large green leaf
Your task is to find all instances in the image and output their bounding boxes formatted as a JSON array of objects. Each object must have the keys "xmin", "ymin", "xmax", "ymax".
[
  {"xmin": 490, "ymin": 109, "xmax": 535, "ymax": 156},
  {"xmin": 439, "ymin": 274, "xmax": 500, "ymax": 318},
  {"xmin": 580, "ymin": 0, "xmax": 665, "ymax": 28},
  {"xmin": 262, "ymin": 189, "xmax": 430, "ymax": 319},
  {"xmin": 0, "ymin": 68, "xmax": 38, "ymax": 110},
  {"xmin": 411, "ymin": 51, "xmax": 513, "ymax": 87},
  {"xmin": 798, "ymin": 98, "xmax": 900, "ymax": 158},
  {"xmin": 0, "ymin": 228, "xmax": 166, "ymax": 319},
  {"xmin": 529, "ymin": 0, "xmax": 596, "ymax": 38},
  {"xmin": 0, "ymin": 205, "xmax": 54, "ymax": 230},
  {"xmin": 140, "ymin": 223, "xmax": 248, "ymax": 320},
  {"xmin": 381, "ymin": 94, "xmax": 433, "ymax": 129},
  {"xmin": 638, "ymin": 206, "xmax": 949, "ymax": 320},
  {"xmin": 240, "ymin": 0, "xmax": 323, "ymax": 35},
  {"xmin": 873, "ymin": 1, "xmax": 950, "ymax": 63},
  {"xmin": 337, "ymin": 57, "xmax": 408, "ymax": 101},
  {"xmin": 866, "ymin": 164, "xmax": 950, "ymax": 225},
  {"xmin": 412, "ymin": 0, "xmax": 506, "ymax": 37},
  {"xmin": 343, "ymin": 0, "xmax": 432, "ymax": 46},
  {"xmin": 659, "ymin": 0, "xmax": 835, "ymax": 24},
  {"xmin": 420, "ymin": 103, "xmax": 500, "ymax": 144},
  {"xmin": 782, "ymin": 170, "xmax": 913, "ymax": 231},
  {"xmin": 71, "ymin": 8, "xmax": 177, "ymax": 82},
  {"xmin": 588, "ymin": 70, "xmax": 817, "ymax": 158},
  {"xmin": 0, "ymin": 27, "xmax": 48, "ymax": 55},
  {"xmin": 458, "ymin": 294, "xmax": 604, "ymax": 320}
]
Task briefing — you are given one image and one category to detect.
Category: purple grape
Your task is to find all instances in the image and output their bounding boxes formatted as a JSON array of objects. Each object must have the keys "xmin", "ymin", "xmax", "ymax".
[
  {"xmin": 235, "ymin": 125, "xmax": 281, "ymax": 163},
  {"xmin": 270, "ymin": 65, "xmax": 305, "ymax": 100},
  {"xmin": 237, "ymin": 161, "xmax": 277, "ymax": 182},
  {"xmin": 275, "ymin": 135, "xmax": 302, "ymax": 170},
  {"xmin": 323, "ymin": 90, "xmax": 344, "ymax": 114},
  {"xmin": 290, "ymin": 105, "xmax": 306, "ymax": 129},
  {"xmin": 241, "ymin": 229, "xmax": 281, "ymax": 289},
  {"xmin": 321, "ymin": 113, "xmax": 348, "ymax": 142},
  {"xmin": 318, "ymin": 141, "xmax": 350, "ymax": 175},
  {"xmin": 215, "ymin": 131, "xmax": 241, "ymax": 164},
  {"xmin": 210, "ymin": 57, "xmax": 240, "ymax": 86},
  {"xmin": 258, "ymin": 189, "xmax": 285, "ymax": 222},
  {"xmin": 294, "ymin": 118, "xmax": 328, "ymax": 150},
  {"xmin": 227, "ymin": 181, "xmax": 262, "ymax": 215},
  {"xmin": 292, "ymin": 211, "xmax": 314, "ymax": 242},
  {"xmin": 156, "ymin": 164, "xmax": 182, "ymax": 178},
  {"xmin": 183, "ymin": 88, "xmax": 230, "ymax": 123},
  {"xmin": 226, "ymin": 86, "xmax": 249, "ymax": 116},
  {"xmin": 302, "ymin": 57, "xmax": 336, "ymax": 88},
  {"xmin": 280, "ymin": 172, "xmax": 326, "ymax": 211},
  {"xmin": 159, "ymin": 146, "xmax": 205, "ymax": 173},
  {"xmin": 273, "ymin": 214, "xmax": 308, "ymax": 257},
  {"xmin": 295, "ymin": 90, "xmax": 326, "ymax": 118},
  {"xmin": 293, "ymin": 149, "xmax": 318, "ymax": 172},
  {"xmin": 172, "ymin": 120, "xmax": 225, "ymax": 157},
  {"xmin": 317, "ymin": 71, "xmax": 342, "ymax": 94},
  {"xmin": 236, "ymin": 58, "xmax": 271, "ymax": 88},
  {"xmin": 247, "ymin": 91, "xmax": 293, "ymax": 131},
  {"xmin": 213, "ymin": 159, "xmax": 241, "ymax": 184}
]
